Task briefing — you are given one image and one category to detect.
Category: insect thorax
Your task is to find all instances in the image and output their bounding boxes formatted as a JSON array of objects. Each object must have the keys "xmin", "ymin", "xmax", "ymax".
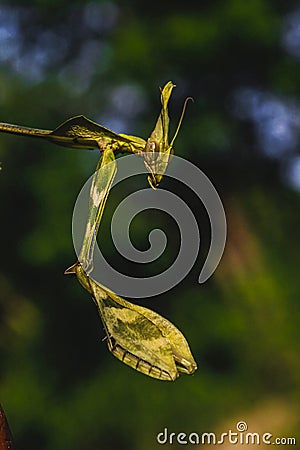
[{"xmin": 145, "ymin": 138, "xmax": 161, "ymax": 153}]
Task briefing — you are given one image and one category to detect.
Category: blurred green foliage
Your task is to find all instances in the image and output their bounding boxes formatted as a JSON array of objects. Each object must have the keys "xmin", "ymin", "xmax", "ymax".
[{"xmin": 0, "ymin": 1, "xmax": 299, "ymax": 449}]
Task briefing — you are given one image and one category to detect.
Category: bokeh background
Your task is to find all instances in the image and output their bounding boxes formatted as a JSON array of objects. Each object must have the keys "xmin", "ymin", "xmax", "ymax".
[{"xmin": 0, "ymin": 1, "xmax": 299, "ymax": 449}]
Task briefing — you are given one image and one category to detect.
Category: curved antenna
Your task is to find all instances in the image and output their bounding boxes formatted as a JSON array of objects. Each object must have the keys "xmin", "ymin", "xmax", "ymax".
[{"xmin": 170, "ymin": 96, "xmax": 193, "ymax": 147}]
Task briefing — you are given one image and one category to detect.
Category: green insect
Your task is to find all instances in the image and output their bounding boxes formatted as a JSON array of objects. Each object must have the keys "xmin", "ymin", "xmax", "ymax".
[
  {"xmin": 1, "ymin": 82, "xmax": 196, "ymax": 380},
  {"xmin": 64, "ymin": 127, "xmax": 197, "ymax": 380},
  {"xmin": 62, "ymin": 83, "xmax": 196, "ymax": 380}
]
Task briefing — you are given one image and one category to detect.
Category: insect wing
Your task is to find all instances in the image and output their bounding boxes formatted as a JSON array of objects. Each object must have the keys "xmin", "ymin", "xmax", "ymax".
[
  {"xmin": 48, "ymin": 115, "xmax": 127, "ymax": 149},
  {"xmin": 134, "ymin": 306, "xmax": 197, "ymax": 375},
  {"xmin": 74, "ymin": 264, "xmax": 196, "ymax": 380},
  {"xmin": 95, "ymin": 291, "xmax": 178, "ymax": 381}
]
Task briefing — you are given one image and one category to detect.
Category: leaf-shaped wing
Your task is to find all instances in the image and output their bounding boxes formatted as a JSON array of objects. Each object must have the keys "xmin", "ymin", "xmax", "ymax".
[
  {"xmin": 131, "ymin": 306, "xmax": 197, "ymax": 375},
  {"xmin": 71, "ymin": 264, "xmax": 197, "ymax": 381},
  {"xmin": 95, "ymin": 291, "xmax": 178, "ymax": 381},
  {"xmin": 49, "ymin": 115, "xmax": 145, "ymax": 151}
]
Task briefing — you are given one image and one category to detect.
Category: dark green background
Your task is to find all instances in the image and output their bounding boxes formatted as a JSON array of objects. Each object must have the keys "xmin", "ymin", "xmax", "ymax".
[{"xmin": 0, "ymin": 1, "xmax": 299, "ymax": 449}]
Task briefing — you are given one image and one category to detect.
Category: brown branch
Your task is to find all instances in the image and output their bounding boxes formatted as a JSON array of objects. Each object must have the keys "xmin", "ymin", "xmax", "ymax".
[{"xmin": 0, "ymin": 404, "xmax": 15, "ymax": 450}]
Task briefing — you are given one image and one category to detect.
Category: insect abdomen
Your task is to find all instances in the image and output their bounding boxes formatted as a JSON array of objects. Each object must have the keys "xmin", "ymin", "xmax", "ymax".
[{"xmin": 107, "ymin": 337, "xmax": 176, "ymax": 381}]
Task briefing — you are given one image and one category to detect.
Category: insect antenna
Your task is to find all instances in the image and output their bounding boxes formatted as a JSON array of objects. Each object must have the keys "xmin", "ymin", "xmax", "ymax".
[{"xmin": 170, "ymin": 96, "xmax": 193, "ymax": 147}]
